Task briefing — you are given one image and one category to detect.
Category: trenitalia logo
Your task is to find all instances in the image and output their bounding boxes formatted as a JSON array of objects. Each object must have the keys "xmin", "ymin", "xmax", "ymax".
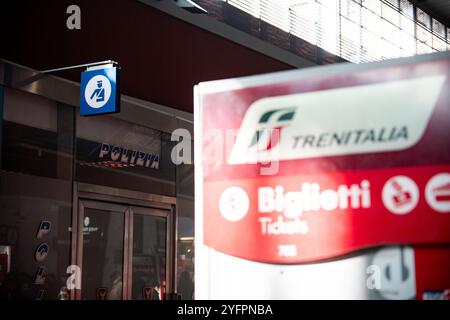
[
  {"xmin": 228, "ymin": 75, "xmax": 446, "ymax": 165},
  {"xmin": 248, "ymin": 108, "xmax": 295, "ymax": 151}
]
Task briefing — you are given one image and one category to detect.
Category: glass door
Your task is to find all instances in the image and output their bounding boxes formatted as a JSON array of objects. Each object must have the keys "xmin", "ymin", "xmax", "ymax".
[
  {"xmin": 129, "ymin": 207, "xmax": 169, "ymax": 300},
  {"xmin": 77, "ymin": 200, "xmax": 172, "ymax": 300}
]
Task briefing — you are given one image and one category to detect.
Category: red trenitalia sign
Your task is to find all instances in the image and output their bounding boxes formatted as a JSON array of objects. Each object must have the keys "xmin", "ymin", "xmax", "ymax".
[
  {"xmin": 195, "ymin": 52, "xmax": 450, "ymax": 298},
  {"xmin": 204, "ymin": 165, "xmax": 449, "ymax": 263}
]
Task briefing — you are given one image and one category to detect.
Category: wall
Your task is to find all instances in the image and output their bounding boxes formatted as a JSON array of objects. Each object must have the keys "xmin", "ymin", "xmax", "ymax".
[{"xmin": 0, "ymin": 0, "xmax": 295, "ymax": 113}]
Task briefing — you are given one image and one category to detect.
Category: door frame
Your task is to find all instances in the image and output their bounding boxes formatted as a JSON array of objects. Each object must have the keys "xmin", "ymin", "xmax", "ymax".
[{"xmin": 71, "ymin": 182, "xmax": 177, "ymax": 300}]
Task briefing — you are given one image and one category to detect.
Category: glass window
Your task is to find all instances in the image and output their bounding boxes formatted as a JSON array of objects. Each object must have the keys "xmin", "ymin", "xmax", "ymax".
[
  {"xmin": 318, "ymin": 0, "xmax": 337, "ymax": 11},
  {"xmin": 340, "ymin": 0, "xmax": 361, "ymax": 24},
  {"xmin": 432, "ymin": 18, "xmax": 446, "ymax": 37},
  {"xmin": 399, "ymin": 0, "xmax": 413, "ymax": 18},
  {"xmin": 399, "ymin": 29, "xmax": 416, "ymax": 54},
  {"xmin": 448, "ymin": 28, "xmax": 450, "ymax": 50},
  {"xmin": 400, "ymin": 14, "xmax": 414, "ymax": 36},
  {"xmin": 416, "ymin": 40, "xmax": 433, "ymax": 54},
  {"xmin": 132, "ymin": 214, "xmax": 167, "ymax": 300},
  {"xmin": 416, "ymin": 23, "xmax": 433, "ymax": 47},
  {"xmin": 1, "ymin": 88, "xmax": 74, "ymax": 180},
  {"xmin": 382, "ymin": 3, "xmax": 399, "ymax": 26},
  {"xmin": 386, "ymin": 0, "xmax": 399, "ymax": 8},
  {"xmin": 361, "ymin": 0, "xmax": 381, "ymax": 15},
  {"xmin": 176, "ymin": 158, "xmax": 194, "ymax": 300},
  {"xmin": 382, "ymin": 18, "xmax": 399, "ymax": 46},
  {"xmin": 176, "ymin": 235, "xmax": 194, "ymax": 300},
  {"xmin": 1, "ymin": 88, "xmax": 72, "ymax": 300},
  {"xmin": 340, "ymin": 17, "xmax": 361, "ymax": 63},
  {"xmin": 260, "ymin": 1, "xmax": 290, "ymax": 32},
  {"xmin": 432, "ymin": 18, "xmax": 447, "ymax": 51},
  {"xmin": 223, "ymin": 0, "xmax": 449, "ymax": 63},
  {"xmin": 228, "ymin": 0, "xmax": 260, "ymax": 18},
  {"xmin": 361, "ymin": 28, "xmax": 381, "ymax": 60},
  {"xmin": 75, "ymin": 114, "xmax": 176, "ymax": 197},
  {"xmin": 289, "ymin": 1, "xmax": 316, "ymax": 45},
  {"xmin": 380, "ymin": 38, "xmax": 399, "ymax": 59},
  {"xmin": 362, "ymin": 7, "xmax": 381, "ymax": 35},
  {"xmin": 416, "ymin": 8, "xmax": 433, "ymax": 50},
  {"xmin": 0, "ymin": 174, "xmax": 72, "ymax": 300},
  {"xmin": 317, "ymin": 1, "xmax": 339, "ymax": 54},
  {"xmin": 81, "ymin": 207, "xmax": 125, "ymax": 300},
  {"xmin": 433, "ymin": 35, "xmax": 447, "ymax": 51},
  {"xmin": 416, "ymin": 8, "xmax": 430, "ymax": 29}
]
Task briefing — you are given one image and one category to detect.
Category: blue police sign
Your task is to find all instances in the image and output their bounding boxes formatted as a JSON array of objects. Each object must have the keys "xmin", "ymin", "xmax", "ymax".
[
  {"xmin": 80, "ymin": 66, "xmax": 120, "ymax": 116},
  {"xmin": 35, "ymin": 243, "xmax": 49, "ymax": 262},
  {"xmin": 36, "ymin": 220, "xmax": 51, "ymax": 239}
]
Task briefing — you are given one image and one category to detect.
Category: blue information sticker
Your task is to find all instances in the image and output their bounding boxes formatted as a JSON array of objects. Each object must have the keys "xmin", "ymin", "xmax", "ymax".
[{"xmin": 80, "ymin": 67, "xmax": 120, "ymax": 116}]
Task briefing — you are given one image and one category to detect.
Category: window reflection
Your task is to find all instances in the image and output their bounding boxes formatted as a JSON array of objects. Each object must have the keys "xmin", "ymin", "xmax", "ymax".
[
  {"xmin": 132, "ymin": 214, "xmax": 166, "ymax": 300},
  {"xmin": 81, "ymin": 208, "xmax": 124, "ymax": 300}
]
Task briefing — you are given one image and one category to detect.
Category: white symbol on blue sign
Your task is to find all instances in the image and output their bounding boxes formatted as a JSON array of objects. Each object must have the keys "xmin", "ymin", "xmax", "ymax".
[
  {"xmin": 80, "ymin": 67, "xmax": 120, "ymax": 116},
  {"xmin": 85, "ymin": 75, "xmax": 112, "ymax": 108},
  {"xmin": 34, "ymin": 266, "xmax": 46, "ymax": 285},
  {"xmin": 37, "ymin": 220, "xmax": 51, "ymax": 239},
  {"xmin": 35, "ymin": 243, "xmax": 50, "ymax": 262},
  {"xmin": 36, "ymin": 289, "xmax": 45, "ymax": 300}
]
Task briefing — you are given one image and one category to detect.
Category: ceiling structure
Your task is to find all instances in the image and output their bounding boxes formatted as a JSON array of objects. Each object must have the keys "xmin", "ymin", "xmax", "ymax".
[{"xmin": 411, "ymin": 0, "xmax": 450, "ymax": 26}]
